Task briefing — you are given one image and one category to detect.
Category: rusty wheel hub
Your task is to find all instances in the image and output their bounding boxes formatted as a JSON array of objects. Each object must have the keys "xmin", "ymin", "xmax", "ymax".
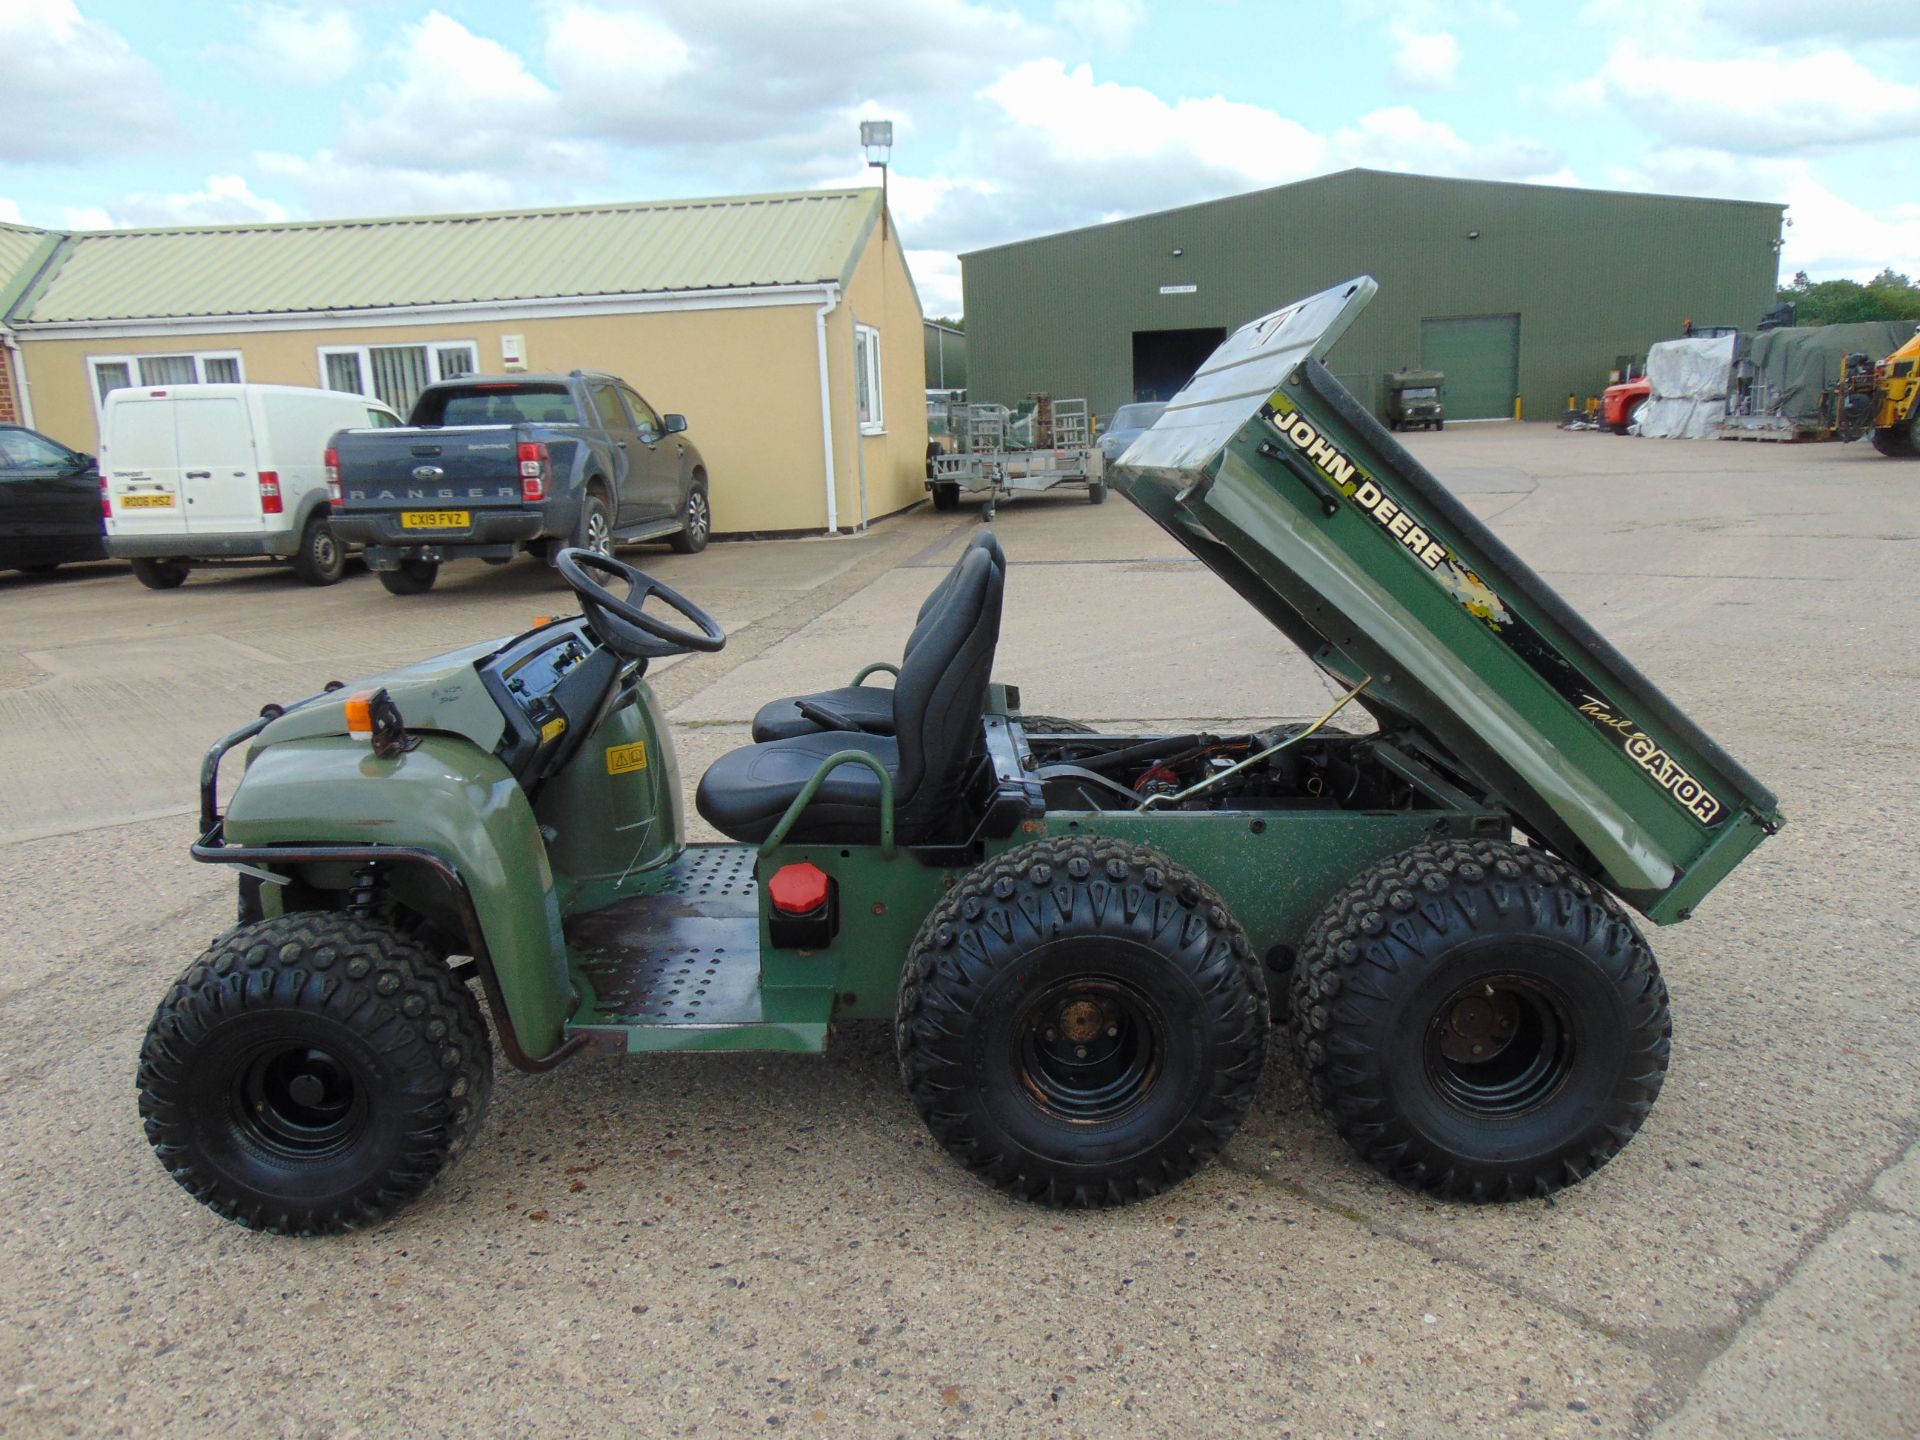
[{"xmin": 1436, "ymin": 987, "xmax": 1520, "ymax": 1065}]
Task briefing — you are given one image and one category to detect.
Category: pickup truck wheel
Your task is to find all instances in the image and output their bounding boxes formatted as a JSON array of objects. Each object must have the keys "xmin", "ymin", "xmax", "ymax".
[
  {"xmin": 137, "ymin": 912, "xmax": 493, "ymax": 1236},
  {"xmin": 669, "ymin": 481, "xmax": 710, "ymax": 554},
  {"xmin": 292, "ymin": 514, "xmax": 345, "ymax": 586},
  {"xmin": 898, "ymin": 836, "xmax": 1268, "ymax": 1207},
  {"xmin": 131, "ymin": 558, "xmax": 189, "ymax": 590},
  {"xmin": 574, "ymin": 492, "xmax": 614, "ymax": 558},
  {"xmin": 377, "ymin": 560, "xmax": 438, "ymax": 596},
  {"xmin": 1289, "ymin": 838, "xmax": 1670, "ymax": 1202}
]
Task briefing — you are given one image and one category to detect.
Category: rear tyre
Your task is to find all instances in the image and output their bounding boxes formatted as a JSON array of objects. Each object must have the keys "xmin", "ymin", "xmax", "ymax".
[
  {"xmin": 292, "ymin": 514, "xmax": 345, "ymax": 586},
  {"xmin": 898, "ymin": 836, "xmax": 1268, "ymax": 1206},
  {"xmin": 1290, "ymin": 838, "xmax": 1669, "ymax": 1201},
  {"xmin": 931, "ymin": 482, "xmax": 960, "ymax": 512},
  {"xmin": 377, "ymin": 559, "xmax": 438, "ymax": 595},
  {"xmin": 573, "ymin": 488, "xmax": 613, "ymax": 559},
  {"xmin": 137, "ymin": 913, "xmax": 493, "ymax": 1235},
  {"xmin": 669, "ymin": 479, "xmax": 710, "ymax": 554},
  {"xmin": 131, "ymin": 558, "xmax": 189, "ymax": 590},
  {"xmin": 1088, "ymin": 480, "xmax": 1108, "ymax": 505}
]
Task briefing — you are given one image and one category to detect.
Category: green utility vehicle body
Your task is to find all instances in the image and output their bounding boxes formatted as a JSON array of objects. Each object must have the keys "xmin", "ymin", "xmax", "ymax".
[{"xmin": 155, "ymin": 275, "xmax": 1780, "ymax": 1232}]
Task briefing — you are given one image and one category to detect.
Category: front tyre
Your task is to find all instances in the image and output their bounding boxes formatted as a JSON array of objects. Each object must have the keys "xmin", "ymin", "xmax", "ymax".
[
  {"xmin": 1289, "ymin": 839, "xmax": 1670, "ymax": 1201},
  {"xmin": 292, "ymin": 514, "xmax": 345, "ymax": 586},
  {"xmin": 669, "ymin": 479, "xmax": 710, "ymax": 554},
  {"xmin": 898, "ymin": 837, "xmax": 1268, "ymax": 1207},
  {"xmin": 137, "ymin": 913, "xmax": 493, "ymax": 1235}
]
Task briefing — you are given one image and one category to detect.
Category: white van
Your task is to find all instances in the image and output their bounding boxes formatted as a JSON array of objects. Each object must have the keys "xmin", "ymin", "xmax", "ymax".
[{"xmin": 102, "ymin": 383, "xmax": 400, "ymax": 589}]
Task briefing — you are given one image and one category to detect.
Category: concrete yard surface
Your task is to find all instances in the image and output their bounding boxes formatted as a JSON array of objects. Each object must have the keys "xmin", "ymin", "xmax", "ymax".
[{"xmin": 0, "ymin": 424, "xmax": 1915, "ymax": 1437}]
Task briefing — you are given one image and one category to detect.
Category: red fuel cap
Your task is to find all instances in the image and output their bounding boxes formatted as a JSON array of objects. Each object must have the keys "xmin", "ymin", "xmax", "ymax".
[{"xmin": 768, "ymin": 862, "xmax": 830, "ymax": 915}]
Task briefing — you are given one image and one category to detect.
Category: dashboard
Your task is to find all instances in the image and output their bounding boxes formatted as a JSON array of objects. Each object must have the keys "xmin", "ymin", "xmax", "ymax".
[{"xmin": 480, "ymin": 619, "xmax": 622, "ymax": 781}]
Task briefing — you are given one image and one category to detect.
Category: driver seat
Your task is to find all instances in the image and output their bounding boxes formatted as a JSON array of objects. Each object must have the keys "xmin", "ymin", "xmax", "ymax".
[
  {"xmin": 695, "ymin": 542, "xmax": 1003, "ymax": 845},
  {"xmin": 749, "ymin": 529, "xmax": 1006, "ymax": 742}
]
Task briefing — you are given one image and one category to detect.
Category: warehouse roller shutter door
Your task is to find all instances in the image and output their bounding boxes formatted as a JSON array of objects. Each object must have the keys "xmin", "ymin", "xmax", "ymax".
[{"xmin": 1421, "ymin": 314, "xmax": 1520, "ymax": 421}]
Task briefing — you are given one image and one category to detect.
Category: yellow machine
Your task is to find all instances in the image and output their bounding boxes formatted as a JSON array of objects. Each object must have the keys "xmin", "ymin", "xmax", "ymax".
[{"xmin": 1870, "ymin": 328, "xmax": 1920, "ymax": 457}]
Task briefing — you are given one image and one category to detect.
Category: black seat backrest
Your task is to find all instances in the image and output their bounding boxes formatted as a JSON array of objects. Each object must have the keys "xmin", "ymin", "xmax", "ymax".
[
  {"xmin": 891, "ymin": 543, "xmax": 1004, "ymax": 842},
  {"xmin": 905, "ymin": 528, "xmax": 1003, "ymax": 652}
]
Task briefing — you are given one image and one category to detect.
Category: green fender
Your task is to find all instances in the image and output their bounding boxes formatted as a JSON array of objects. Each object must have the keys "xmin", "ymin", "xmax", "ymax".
[{"xmin": 224, "ymin": 735, "xmax": 574, "ymax": 1057}]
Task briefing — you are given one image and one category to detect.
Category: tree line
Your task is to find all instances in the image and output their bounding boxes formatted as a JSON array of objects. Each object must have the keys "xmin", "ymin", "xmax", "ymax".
[{"xmin": 1779, "ymin": 270, "xmax": 1920, "ymax": 326}]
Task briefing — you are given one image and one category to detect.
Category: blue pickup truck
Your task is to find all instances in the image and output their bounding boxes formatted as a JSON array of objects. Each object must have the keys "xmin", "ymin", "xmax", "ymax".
[{"xmin": 325, "ymin": 370, "xmax": 711, "ymax": 594}]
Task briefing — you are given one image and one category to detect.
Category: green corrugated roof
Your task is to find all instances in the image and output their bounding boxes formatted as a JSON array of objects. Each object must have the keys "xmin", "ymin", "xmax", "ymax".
[
  {"xmin": 11, "ymin": 189, "xmax": 883, "ymax": 325},
  {"xmin": 0, "ymin": 222, "xmax": 60, "ymax": 320}
]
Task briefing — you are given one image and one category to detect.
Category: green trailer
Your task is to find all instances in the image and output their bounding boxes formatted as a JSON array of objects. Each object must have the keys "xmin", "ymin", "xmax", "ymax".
[{"xmin": 139, "ymin": 277, "xmax": 1780, "ymax": 1235}]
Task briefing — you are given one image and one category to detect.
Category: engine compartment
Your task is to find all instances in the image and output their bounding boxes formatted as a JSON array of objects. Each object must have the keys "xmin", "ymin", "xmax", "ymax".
[{"xmin": 1018, "ymin": 720, "xmax": 1460, "ymax": 815}]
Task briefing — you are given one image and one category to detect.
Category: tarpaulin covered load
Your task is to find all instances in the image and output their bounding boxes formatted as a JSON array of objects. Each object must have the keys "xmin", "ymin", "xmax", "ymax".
[
  {"xmin": 1739, "ymin": 321, "xmax": 1917, "ymax": 424},
  {"xmin": 1638, "ymin": 333, "xmax": 1735, "ymax": 439}
]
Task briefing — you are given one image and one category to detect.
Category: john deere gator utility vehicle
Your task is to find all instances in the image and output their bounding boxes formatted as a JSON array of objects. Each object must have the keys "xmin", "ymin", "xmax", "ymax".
[{"xmin": 139, "ymin": 279, "xmax": 1782, "ymax": 1235}]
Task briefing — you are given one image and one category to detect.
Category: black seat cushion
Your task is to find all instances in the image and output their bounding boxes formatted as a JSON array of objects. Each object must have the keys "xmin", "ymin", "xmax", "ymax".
[
  {"xmin": 694, "ymin": 731, "xmax": 899, "ymax": 845},
  {"xmin": 748, "ymin": 529, "xmax": 1006, "ymax": 743},
  {"xmin": 751, "ymin": 685, "xmax": 896, "ymax": 743}
]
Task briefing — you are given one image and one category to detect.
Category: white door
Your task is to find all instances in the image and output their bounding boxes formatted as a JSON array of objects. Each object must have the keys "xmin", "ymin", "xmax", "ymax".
[
  {"xmin": 174, "ymin": 396, "xmax": 260, "ymax": 534},
  {"xmin": 104, "ymin": 398, "xmax": 186, "ymax": 541}
]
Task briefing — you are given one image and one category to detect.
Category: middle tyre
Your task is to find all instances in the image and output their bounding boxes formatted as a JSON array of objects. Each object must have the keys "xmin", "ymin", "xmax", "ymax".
[{"xmin": 897, "ymin": 836, "xmax": 1268, "ymax": 1207}]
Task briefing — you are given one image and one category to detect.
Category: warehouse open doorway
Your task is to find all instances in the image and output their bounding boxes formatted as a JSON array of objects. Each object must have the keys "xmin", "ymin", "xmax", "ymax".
[
  {"xmin": 1133, "ymin": 327, "xmax": 1226, "ymax": 402},
  {"xmin": 1420, "ymin": 314, "xmax": 1520, "ymax": 420}
]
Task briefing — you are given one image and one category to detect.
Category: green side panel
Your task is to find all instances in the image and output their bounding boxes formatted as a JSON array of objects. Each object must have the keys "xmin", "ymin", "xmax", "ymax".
[
  {"xmin": 1020, "ymin": 808, "xmax": 1502, "ymax": 962},
  {"xmin": 223, "ymin": 735, "xmax": 575, "ymax": 1054},
  {"xmin": 1420, "ymin": 313, "xmax": 1518, "ymax": 419},
  {"xmin": 536, "ymin": 678, "xmax": 683, "ymax": 906}
]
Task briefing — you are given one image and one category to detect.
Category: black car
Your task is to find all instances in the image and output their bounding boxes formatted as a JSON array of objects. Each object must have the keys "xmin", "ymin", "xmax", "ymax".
[{"xmin": 0, "ymin": 424, "xmax": 103, "ymax": 574}]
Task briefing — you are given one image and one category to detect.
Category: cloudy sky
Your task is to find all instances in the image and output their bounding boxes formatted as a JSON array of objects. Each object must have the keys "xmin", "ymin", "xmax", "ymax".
[{"xmin": 3, "ymin": 0, "xmax": 1917, "ymax": 316}]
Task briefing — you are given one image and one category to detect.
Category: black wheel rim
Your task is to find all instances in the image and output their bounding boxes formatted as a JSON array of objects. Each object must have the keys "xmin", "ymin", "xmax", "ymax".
[
  {"xmin": 1422, "ymin": 972, "xmax": 1575, "ymax": 1117},
  {"xmin": 231, "ymin": 1042, "xmax": 368, "ymax": 1159},
  {"xmin": 1014, "ymin": 976, "xmax": 1162, "ymax": 1123}
]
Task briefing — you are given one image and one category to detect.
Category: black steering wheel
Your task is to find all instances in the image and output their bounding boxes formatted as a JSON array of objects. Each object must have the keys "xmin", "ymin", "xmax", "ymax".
[{"xmin": 554, "ymin": 548, "xmax": 726, "ymax": 659}]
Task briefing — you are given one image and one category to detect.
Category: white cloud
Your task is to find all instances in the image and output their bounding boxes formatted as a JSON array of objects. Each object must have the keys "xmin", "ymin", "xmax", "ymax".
[
  {"xmin": 1389, "ymin": 24, "xmax": 1461, "ymax": 89},
  {"xmin": 1587, "ymin": 41, "xmax": 1920, "ymax": 153},
  {"xmin": 0, "ymin": 198, "xmax": 23, "ymax": 225},
  {"xmin": 211, "ymin": 5, "xmax": 364, "ymax": 88},
  {"xmin": 92, "ymin": 175, "xmax": 292, "ymax": 230},
  {"xmin": 906, "ymin": 249, "xmax": 964, "ymax": 319},
  {"xmin": 1330, "ymin": 107, "xmax": 1561, "ymax": 180},
  {"xmin": 0, "ymin": 0, "xmax": 173, "ymax": 161},
  {"xmin": 255, "ymin": 150, "xmax": 523, "ymax": 218},
  {"xmin": 64, "ymin": 207, "xmax": 114, "ymax": 231},
  {"xmin": 1052, "ymin": 0, "xmax": 1148, "ymax": 44}
]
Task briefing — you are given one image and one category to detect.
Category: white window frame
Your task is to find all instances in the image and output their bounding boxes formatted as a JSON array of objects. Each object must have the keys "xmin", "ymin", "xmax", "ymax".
[
  {"xmin": 87, "ymin": 350, "xmax": 246, "ymax": 419},
  {"xmin": 317, "ymin": 340, "xmax": 481, "ymax": 413},
  {"xmin": 854, "ymin": 323, "xmax": 885, "ymax": 434}
]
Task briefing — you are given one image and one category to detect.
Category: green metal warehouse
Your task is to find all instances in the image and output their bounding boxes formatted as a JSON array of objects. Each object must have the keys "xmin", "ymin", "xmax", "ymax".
[{"xmin": 961, "ymin": 169, "xmax": 1783, "ymax": 423}]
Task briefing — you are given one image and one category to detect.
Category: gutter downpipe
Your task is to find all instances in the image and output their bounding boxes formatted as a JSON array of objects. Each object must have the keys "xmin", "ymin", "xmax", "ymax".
[
  {"xmin": 1, "ymin": 330, "xmax": 35, "ymax": 430},
  {"xmin": 815, "ymin": 285, "xmax": 841, "ymax": 534}
]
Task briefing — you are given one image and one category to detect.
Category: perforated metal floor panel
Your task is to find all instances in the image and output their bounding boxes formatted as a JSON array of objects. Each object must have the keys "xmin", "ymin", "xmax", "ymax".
[{"xmin": 562, "ymin": 846, "xmax": 830, "ymax": 1053}]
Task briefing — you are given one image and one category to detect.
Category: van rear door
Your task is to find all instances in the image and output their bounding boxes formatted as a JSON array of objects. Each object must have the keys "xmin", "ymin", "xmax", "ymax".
[
  {"xmin": 104, "ymin": 394, "xmax": 184, "ymax": 541},
  {"xmin": 174, "ymin": 395, "xmax": 260, "ymax": 534}
]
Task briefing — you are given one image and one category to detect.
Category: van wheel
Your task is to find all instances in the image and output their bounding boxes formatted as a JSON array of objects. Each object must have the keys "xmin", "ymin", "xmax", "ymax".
[
  {"xmin": 293, "ymin": 515, "xmax": 346, "ymax": 586},
  {"xmin": 131, "ymin": 558, "xmax": 189, "ymax": 590},
  {"xmin": 377, "ymin": 560, "xmax": 438, "ymax": 596}
]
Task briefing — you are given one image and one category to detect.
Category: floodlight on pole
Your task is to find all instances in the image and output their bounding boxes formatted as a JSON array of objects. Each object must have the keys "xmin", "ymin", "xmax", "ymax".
[{"xmin": 861, "ymin": 120, "xmax": 893, "ymax": 239}]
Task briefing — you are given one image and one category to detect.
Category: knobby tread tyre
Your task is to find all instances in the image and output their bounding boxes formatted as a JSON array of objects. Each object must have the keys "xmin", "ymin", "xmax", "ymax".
[
  {"xmin": 897, "ymin": 835, "xmax": 1268, "ymax": 1207},
  {"xmin": 137, "ymin": 912, "xmax": 493, "ymax": 1235},
  {"xmin": 1288, "ymin": 838, "xmax": 1669, "ymax": 1202}
]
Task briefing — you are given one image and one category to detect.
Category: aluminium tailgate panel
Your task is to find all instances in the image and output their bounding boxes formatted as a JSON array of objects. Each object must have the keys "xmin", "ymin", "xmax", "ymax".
[{"xmin": 1109, "ymin": 277, "xmax": 1781, "ymax": 920}]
